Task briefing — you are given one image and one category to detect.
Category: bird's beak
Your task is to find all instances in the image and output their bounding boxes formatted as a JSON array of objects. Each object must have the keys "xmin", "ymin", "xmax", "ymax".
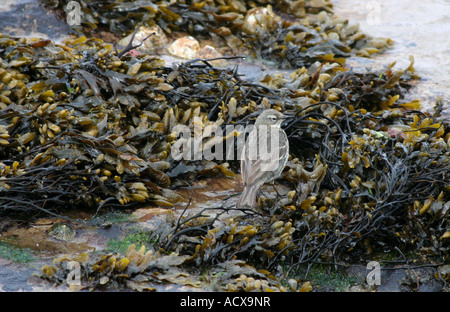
[
  {"xmin": 280, "ymin": 115, "xmax": 290, "ymax": 123},
  {"xmin": 280, "ymin": 115, "xmax": 291, "ymax": 127},
  {"xmin": 282, "ymin": 112, "xmax": 295, "ymax": 119}
]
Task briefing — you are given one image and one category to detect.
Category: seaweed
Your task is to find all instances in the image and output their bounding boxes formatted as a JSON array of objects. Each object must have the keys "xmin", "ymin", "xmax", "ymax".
[
  {"xmin": 42, "ymin": 0, "xmax": 392, "ymax": 68},
  {"xmin": 0, "ymin": 0, "xmax": 447, "ymax": 292}
]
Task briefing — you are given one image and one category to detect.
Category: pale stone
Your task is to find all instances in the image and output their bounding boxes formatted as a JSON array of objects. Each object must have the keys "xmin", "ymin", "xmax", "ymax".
[
  {"xmin": 167, "ymin": 36, "xmax": 200, "ymax": 59},
  {"xmin": 117, "ymin": 25, "xmax": 168, "ymax": 54},
  {"xmin": 242, "ymin": 6, "xmax": 280, "ymax": 35},
  {"xmin": 197, "ymin": 45, "xmax": 226, "ymax": 66}
]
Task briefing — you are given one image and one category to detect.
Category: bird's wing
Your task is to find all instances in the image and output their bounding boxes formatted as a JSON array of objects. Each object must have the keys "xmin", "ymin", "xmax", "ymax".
[
  {"xmin": 278, "ymin": 129, "xmax": 289, "ymax": 174},
  {"xmin": 240, "ymin": 142, "xmax": 248, "ymax": 185},
  {"xmin": 241, "ymin": 128, "xmax": 289, "ymax": 186},
  {"xmin": 280, "ymin": 129, "xmax": 289, "ymax": 160},
  {"xmin": 240, "ymin": 142, "xmax": 255, "ymax": 186}
]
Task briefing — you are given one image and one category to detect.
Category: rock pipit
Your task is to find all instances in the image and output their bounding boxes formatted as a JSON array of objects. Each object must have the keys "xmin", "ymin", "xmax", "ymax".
[{"xmin": 237, "ymin": 109, "xmax": 289, "ymax": 208}]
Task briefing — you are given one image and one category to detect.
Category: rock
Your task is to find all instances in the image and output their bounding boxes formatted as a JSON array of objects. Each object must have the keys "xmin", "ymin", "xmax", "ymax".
[
  {"xmin": 197, "ymin": 45, "xmax": 226, "ymax": 66},
  {"xmin": 166, "ymin": 37, "xmax": 225, "ymax": 66},
  {"xmin": 117, "ymin": 25, "xmax": 168, "ymax": 54},
  {"xmin": 167, "ymin": 36, "xmax": 200, "ymax": 59},
  {"xmin": 242, "ymin": 6, "xmax": 280, "ymax": 35},
  {"xmin": 290, "ymin": 0, "xmax": 306, "ymax": 18}
]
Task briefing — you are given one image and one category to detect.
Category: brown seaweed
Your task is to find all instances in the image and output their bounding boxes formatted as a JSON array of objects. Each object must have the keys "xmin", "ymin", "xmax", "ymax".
[{"xmin": 0, "ymin": 0, "xmax": 447, "ymax": 292}]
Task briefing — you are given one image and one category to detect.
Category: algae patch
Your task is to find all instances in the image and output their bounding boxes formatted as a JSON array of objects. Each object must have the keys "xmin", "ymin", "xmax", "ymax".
[
  {"xmin": 106, "ymin": 230, "xmax": 159, "ymax": 255},
  {"xmin": 0, "ymin": 242, "xmax": 35, "ymax": 264}
]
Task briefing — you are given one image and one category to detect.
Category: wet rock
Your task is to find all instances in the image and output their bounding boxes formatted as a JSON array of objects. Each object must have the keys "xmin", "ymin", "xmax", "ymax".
[
  {"xmin": 117, "ymin": 25, "xmax": 168, "ymax": 54},
  {"xmin": 168, "ymin": 36, "xmax": 200, "ymax": 59},
  {"xmin": 197, "ymin": 45, "xmax": 226, "ymax": 66},
  {"xmin": 132, "ymin": 207, "xmax": 169, "ymax": 222},
  {"xmin": 48, "ymin": 223, "xmax": 76, "ymax": 241},
  {"xmin": 242, "ymin": 6, "xmax": 281, "ymax": 35}
]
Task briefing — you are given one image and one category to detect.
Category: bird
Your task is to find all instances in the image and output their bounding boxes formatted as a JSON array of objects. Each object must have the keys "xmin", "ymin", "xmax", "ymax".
[{"xmin": 237, "ymin": 109, "xmax": 289, "ymax": 208}]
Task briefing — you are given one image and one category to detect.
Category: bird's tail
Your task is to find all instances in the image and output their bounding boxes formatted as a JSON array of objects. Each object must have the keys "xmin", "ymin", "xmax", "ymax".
[{"xmin": 237, "ymin": 186, "xmax": 258, "ymax": 208}]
